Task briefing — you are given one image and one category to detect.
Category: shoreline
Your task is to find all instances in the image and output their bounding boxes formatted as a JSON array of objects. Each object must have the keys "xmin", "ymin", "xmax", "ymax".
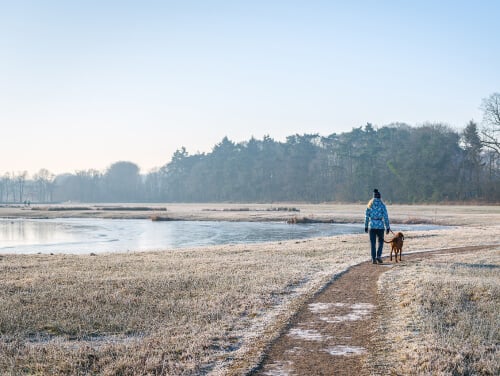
[{"xmin": 1, "ymin": 203, "xmax": 499, "ymax": 226}]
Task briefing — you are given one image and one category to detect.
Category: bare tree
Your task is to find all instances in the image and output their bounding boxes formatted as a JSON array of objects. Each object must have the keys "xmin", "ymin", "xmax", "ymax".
[
  {"xmin": 33, "ymin": 169, "xmax": 55, "ymax": 202},
  {"xmin": 480, "ymin": 93, "xmax": 500, "ymax": 156},
  {"xmin": 0, "ymin": 175, "xmax": 4, "ymax": 202},
  {"xmin": 4, "ymin": 173, "xmax": 13, "ymax": 202},
  {"xmin": 16, "ymin": 171, "xmax": 28, "ymax": 203}
]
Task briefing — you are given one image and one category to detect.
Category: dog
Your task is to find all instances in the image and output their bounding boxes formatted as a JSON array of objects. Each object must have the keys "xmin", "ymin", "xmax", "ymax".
[{"xmin": 384, "ymin": 232, "xmax": 404, "ymax": 262}]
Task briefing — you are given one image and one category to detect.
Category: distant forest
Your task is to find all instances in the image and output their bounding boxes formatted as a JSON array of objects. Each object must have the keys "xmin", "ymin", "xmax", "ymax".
[
  {"xmin": 1, "ymin": 94, "xmax": 500, "ymax": 204},
  {"xmin": 0, "ymin": 123, "xmax": 498, "ymax": 204}
]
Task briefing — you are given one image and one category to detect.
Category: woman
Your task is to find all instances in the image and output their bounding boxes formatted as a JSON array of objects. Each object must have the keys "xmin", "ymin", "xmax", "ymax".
[{"xmin": 364, "ymin": 189, "xmax": 391, "ymax": 264}]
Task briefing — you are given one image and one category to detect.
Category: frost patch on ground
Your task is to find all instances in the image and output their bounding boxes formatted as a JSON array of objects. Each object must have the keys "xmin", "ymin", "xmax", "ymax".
[
  {"xmin": 323, "ymin": 345, "xmax": 367, "ymax": 356},
  {"xmin": 308, "ymin": 302, "xmax": 346, "ymax": 313},
  {"xmin": 315, "ymin": 302, "xmax": 374, "ymax": 323},
  {"xmin": 288, "ymin": 328, "xmax": 330, "ymax": 341},
  {"xmin": 319, "ymin": 314, "xmax": 362, "ymax": 323},
  {"xmin": 350, "ymin": 303, "xmax": 375, "ymax": 311}
]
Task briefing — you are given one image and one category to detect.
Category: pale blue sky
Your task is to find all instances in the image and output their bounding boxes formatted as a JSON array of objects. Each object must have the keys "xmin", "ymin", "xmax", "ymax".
[{"xmin": 1, "ymin": 1, "xmax": 498, "ymax": 175}]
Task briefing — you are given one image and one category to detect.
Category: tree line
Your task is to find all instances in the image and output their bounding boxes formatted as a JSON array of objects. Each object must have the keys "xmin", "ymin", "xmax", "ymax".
[{"xmin": 2, "ymin": 95, "xmax": 499, "ymax": 204}]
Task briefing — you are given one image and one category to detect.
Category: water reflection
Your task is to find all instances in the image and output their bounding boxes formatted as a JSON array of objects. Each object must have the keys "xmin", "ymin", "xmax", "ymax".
[
  {"xmin": 0, "ymin": 219, "xmax": 77, "ymax": 247},
  {"xmin": 0, "ymin": 218, "xmax": 445, "ymax": 254}
]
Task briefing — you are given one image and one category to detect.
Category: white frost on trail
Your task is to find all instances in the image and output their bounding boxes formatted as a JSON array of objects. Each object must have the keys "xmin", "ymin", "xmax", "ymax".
[
  {"xmin": 288, "ymin": 328, "xmax": 330, "ymax": 341},
  {"xmin": 310, "ymin": 302, "xmax": 375, "ymax": 323},
  {"xmin": 308, "ymin": 302, "xmax": 346, "ymax": 313},
  {"xmin": 319, "ymin": 313, "xmax": 363, "ymax": 323},
  {"xmin": 323, "ymin": 345, "xmax": 367, "ymax": 356},
  {"xmin": 351, "ymin": 303, "xmax": 375, "ymax": 310}
]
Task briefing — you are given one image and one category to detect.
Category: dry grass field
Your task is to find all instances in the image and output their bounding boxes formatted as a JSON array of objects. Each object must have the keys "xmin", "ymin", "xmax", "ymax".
[
  {"xmin": 0, "ymin": 204, "xmax": 498, "ymax": 374},
  {"xmin": 375, "ymin": 248, "xmax": 499, "ymax": 375}
]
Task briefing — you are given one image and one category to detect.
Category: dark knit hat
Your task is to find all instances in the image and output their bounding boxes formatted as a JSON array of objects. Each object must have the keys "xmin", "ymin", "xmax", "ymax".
[{"xmin": 373, "ymin": 189, "xmax": 381, "ymax": 198}]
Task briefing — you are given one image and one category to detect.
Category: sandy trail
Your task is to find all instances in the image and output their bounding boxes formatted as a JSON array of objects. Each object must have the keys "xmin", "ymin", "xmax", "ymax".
[{"xmin": 253, "ymin": 245, "xmax": 492, "ymax": 376}]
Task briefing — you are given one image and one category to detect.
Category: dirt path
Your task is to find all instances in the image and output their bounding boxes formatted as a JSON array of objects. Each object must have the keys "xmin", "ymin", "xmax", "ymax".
[{"xmin": 252, "ymin": 246, "xmax": 491, "ymax": 376}]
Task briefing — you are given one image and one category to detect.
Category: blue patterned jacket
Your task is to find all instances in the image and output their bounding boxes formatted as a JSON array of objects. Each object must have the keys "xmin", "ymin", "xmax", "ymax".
[{"xmin": 364, "ymin": 198, "xmax": 390, "ymax": 230}]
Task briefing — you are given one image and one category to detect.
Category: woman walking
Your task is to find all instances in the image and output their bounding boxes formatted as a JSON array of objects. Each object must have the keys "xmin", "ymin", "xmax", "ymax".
[{"xmin": 364, "ymin": 189, "xmax": 391, "ymax": 264}]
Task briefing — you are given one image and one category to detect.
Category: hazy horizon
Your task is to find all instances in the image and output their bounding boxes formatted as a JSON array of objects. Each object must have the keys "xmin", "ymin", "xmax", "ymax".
[{"xmin": 1, "ymin": 1, "xmax": 499, "ymax": 175}]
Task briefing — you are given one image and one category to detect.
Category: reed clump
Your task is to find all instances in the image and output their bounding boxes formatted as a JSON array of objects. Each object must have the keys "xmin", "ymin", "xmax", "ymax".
[
  {"xmin": 34, "ymin": 206, "xmax": 93, "ymax": 211},
  {"xmin": 97, "ymin": 206, "xmax": 167, "ymax": 211},
  {"xmin": 286, "ymin": 216, "xmax": 334, "ymax": 224}
]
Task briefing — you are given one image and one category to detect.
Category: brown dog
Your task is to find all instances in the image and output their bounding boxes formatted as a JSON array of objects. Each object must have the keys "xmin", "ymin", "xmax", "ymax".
[{"xmin": 385, "ymin": 232, "xmax": 404, "ymax": 262}]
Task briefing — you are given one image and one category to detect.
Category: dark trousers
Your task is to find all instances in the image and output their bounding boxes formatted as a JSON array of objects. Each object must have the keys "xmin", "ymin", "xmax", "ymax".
[{"xmin": 369, "ymin": 228, "xmax": 385, "ymax": 261}]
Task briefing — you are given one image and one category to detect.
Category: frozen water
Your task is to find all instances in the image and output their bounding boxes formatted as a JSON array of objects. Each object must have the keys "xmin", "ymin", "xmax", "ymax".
[{"xmin": 0, "ymin": 218, "xmax": 445, "ymax": 254}]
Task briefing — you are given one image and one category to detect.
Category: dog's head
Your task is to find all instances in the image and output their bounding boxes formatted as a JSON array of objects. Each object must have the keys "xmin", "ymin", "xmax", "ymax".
[{"xmin": 396, "ymin": 232, "xmax": 404, "ymax": 241}]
